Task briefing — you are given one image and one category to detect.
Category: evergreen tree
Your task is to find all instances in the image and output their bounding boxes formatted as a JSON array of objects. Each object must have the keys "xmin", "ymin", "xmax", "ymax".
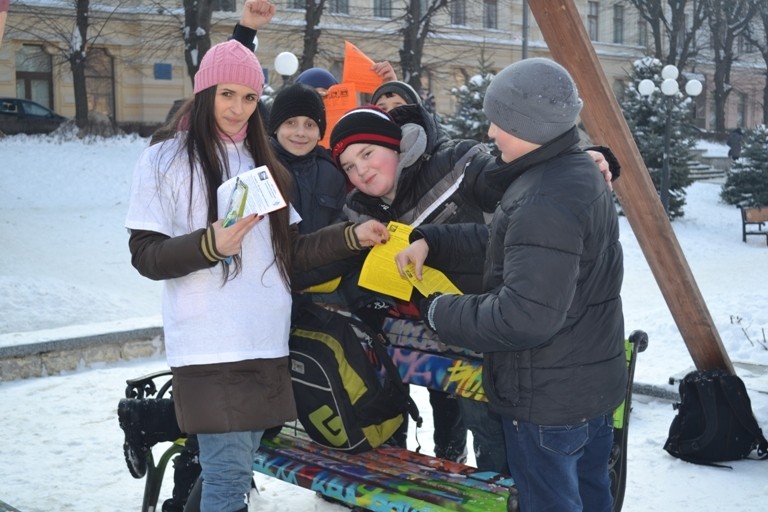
[
  {"xmin": 721, "ymin": 124, "xmax": 768, "ymax": 206},
  {"xmin": 443, "ymin": 58, "xmax": 494, "ymax": 145},
  {"xmin": 621, "ymin": 57, "xmax": 697, "ymax": 219}
]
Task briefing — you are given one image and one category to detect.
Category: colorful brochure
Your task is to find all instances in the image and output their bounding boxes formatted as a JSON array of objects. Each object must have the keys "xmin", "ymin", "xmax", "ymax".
[{"xmin": 217, "ymin": 165, "xmax": 287, "ymax": 219}]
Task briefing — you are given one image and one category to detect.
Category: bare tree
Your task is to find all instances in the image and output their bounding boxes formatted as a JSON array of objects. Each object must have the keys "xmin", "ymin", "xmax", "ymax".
[
  {"xmin": 628, "ymin": 0, "xmax": 707, "ymax": 70},
  {"xmin": 9, "ymin": 1, "xmax": 133, "ymax": 129},
  {"xmin": 70, "ymin": 0, "xmax": 91, "ymax": 128},
  {"xmin": 705, "ymin": 0, "xmax": 758, "ymax": 134},
  {"xmin": 398, "ymin": 0, "xmax": 448, "ymax": 91},
  {"xmin": 182, "ymin": 0, "xmax": 213, "ymax": 85},
  {"xmin": 744, "ymin": 7, "xmax": 768, "ymax": 124},
  {"xmin": 298, "ymin": 0, "xmax": 326, "ymax": 71}
]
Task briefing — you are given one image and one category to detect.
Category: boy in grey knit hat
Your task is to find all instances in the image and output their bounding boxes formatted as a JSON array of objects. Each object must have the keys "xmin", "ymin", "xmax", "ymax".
[
  {"xmin": 484, "ymin": 57, "xmax": 583, "ymax": 147},
  {"xmin": 396, "ymin": 58, "xmax": 625, "ymax": 512},
  {"xmin": 371, "ymin": 80, "xmax": 422, "ymax": 112}
]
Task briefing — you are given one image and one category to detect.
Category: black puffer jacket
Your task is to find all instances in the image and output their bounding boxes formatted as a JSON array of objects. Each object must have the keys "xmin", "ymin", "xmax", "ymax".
[
  {"xmin": 418, "ymin": 127, "xmax": 627, "ymax": 425},
  {"xmin": 270, "ymin": 138, "xmax": 346, "ymax": 234},
  {"xmin": 344, "ymin": 104, "xmax": 500, "ymax": 228}
]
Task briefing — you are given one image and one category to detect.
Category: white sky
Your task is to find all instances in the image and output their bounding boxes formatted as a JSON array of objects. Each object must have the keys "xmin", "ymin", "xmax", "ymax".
[{"xmin": 1, "ymin": 133, "xmax": 766, "ymax": 511}]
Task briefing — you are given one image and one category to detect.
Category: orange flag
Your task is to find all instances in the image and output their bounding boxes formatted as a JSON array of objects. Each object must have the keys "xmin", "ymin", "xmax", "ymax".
[
  {"xmin": 320, "ymin": 82, "xmax": 358, "ymax": 149},
  {"xmin": 341, "ymin": 41, "xmax": 384, "ymax": 94}
]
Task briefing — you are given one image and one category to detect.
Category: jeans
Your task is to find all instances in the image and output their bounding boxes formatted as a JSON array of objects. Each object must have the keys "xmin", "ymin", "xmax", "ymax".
[
  {"xmin": 457, "ymin": 398, "xmax": 510, "ymax": 474},
  {"xmin": 502, "ymin": 414, "xmax": 613, "ymax": 512},
  {"xmin": 197, "ymin": 430, "xmax": 264, "ymax": 512}
]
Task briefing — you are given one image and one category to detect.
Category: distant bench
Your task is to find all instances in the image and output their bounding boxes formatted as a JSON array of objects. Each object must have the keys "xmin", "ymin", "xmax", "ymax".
[
  {"xmin": 739, "ymin": 205, "xmax": 768, "ymax": 244},
  {"xmin": 122, "ymin": 318, "xmax": 644, "ymax": 512}
]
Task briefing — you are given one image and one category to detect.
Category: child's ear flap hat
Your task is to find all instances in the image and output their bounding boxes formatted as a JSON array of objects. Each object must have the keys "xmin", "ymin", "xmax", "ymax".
[
  {"xmin": 483, "ymin": 58, "xmax": 583, "ymax": 144},
  {"xmin": 371, "ymin": 81, "xmax": 421, "ymax": 106},
  {"xmin": 194, "ymin": 40, "xmax": 265, "ymax": 96},
  {"xmin": 330, "ymin": 106, "xmax": 402, "ymax": 167}
]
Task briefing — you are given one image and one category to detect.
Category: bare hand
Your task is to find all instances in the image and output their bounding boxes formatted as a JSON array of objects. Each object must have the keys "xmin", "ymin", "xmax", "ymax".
[
  {"xmin": 587, "ymin": 149, "xmax": 613, "ymax": 191},
  {"xmin": 372, "ymin": 61, "xmax": 397, "ymax": 82},
  {"xmin": 240, "ymin": 0, "xmax": 276, "ymax": 30},
  {"xmin": 353, "ymin": 220, "xmax": 390, "ymax": 247},
  {"xmin": 394, "ymin": 239, "xmax": 429, "ymax": 280},
  {"xmin": 212, "ymin": 214, "xmax": 263, "ymax": 257}
]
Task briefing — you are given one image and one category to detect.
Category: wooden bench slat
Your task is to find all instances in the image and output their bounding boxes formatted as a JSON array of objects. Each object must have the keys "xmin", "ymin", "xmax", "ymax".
[
  {"xmin": 254, "ymin": 431, "xmax": 513, "ymax": 512},
  {"xmin": 744, "ymin": 207, "xmax": 768, "ymax": 223}
]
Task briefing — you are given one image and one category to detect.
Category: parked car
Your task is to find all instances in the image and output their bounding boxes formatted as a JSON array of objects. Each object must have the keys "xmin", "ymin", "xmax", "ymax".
[{"xmin": 0, "ymin": 97, "xmax": 68, "ymax": 135}]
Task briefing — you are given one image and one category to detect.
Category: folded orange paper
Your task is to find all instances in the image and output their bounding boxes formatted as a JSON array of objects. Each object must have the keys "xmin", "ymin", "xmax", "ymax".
[{"xmin": 342, "ymin": 41, "xmax": 384, "ymax": 94}]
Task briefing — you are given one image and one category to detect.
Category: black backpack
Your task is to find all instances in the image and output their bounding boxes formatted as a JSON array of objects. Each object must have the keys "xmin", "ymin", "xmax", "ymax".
[
  {"xmin": 288, "ymin": 303, "xmax": 421, "ymax": 453},
  {"xmin": 664, "ymin": 368, "xmax": 768, "ymax": 467}
]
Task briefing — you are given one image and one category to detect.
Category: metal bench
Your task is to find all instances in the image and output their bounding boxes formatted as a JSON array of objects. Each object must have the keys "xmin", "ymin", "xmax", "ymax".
[
  {"xmin": 738, "ymin": 205, "xmax": 768, "ymax": 245},
  {"xmin": 121, "ymin": 319, "xmax": 646, "ymax": 512}
]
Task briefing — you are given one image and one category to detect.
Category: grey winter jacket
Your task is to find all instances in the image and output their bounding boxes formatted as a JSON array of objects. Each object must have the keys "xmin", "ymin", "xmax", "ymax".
[{"xmin": 417, "ymin": 127, "xmax": 627, "ymax": 425}]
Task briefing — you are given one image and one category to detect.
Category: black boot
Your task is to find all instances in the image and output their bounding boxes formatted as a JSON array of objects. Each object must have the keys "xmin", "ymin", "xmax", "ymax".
[
  {"xmin": 117, "ymin": 398, "xmax": 183, "ymax": 478},
  {"xmin": 430, "ymin": 390, "xmax": 468, "ymax": 463},
  {"xmin": 162, "ymin": 435, "xmax": 201, "ymax": 512}
]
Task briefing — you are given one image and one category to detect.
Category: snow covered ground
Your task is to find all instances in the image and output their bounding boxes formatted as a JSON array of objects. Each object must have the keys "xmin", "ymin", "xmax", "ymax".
[{"xmin": 1, "ymin": 134, "xmax": 767, "ymax": 511}]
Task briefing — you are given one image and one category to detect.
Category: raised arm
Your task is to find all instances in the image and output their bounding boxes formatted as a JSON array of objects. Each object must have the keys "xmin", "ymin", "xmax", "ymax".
[{"xmin": 231, "ymin": 0, "xmax": 276, "ymax": 51}]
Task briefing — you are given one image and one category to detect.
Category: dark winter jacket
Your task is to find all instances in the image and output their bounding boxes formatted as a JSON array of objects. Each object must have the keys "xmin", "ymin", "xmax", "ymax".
[
  {"xmin": 269, "ymin": 137, "xmax": 357, "ymax": 292},
  {"xmin": 270, "ymin": 138, "xmax": 346, "ymax": 234},
  {"xmin": 727, "ymin": 128, "xmax": 743, "ymax": 160},
  {"xmin": 417, "ymin": 127, "xmax": 627, "ymax": 425},
  {"xmin": 344, "ymin": 104, "xmax": 500, "ymax": 228}
]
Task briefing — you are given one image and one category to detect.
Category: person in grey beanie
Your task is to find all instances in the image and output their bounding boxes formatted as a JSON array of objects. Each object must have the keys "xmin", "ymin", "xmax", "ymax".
[
  {"xmin": 371, "ymin": 80, "xmax": 422, "ymax": 112},
  {"xmin": 395, "ymin": 57, "xmax": 626, "ymax": 512}
]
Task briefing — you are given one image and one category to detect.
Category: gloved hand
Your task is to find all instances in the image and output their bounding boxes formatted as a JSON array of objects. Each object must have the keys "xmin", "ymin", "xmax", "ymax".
[
  {"xmin": 354, "ymin": 299, "xmax": 392, "ymax": 330},
  {"xmin": 419, "ymin": 293, "xmax": 443, "ymax": 332}
]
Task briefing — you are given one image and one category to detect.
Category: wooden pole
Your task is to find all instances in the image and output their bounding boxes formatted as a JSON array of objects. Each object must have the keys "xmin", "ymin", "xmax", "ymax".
[{"xmin": 527, "ymin": 0, "xmax": 734, "ymax": 373}]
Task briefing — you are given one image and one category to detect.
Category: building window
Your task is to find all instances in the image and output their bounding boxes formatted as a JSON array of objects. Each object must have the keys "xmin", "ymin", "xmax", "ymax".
[
  {"xmin": 677, "ymin": 13, "xmax": 687, "ymax": 50},
  {"xmin": 211, "ymin": 0, "xmax": 235, "ymax": 12},
  {"xmin": 483, "ymin": 0, "xmax": 498, "ymax": 29},
  {"xmin": 637, "ymin": 18, "xmax": 647, "ymax": 47},
  {"xmin": 374, "ymin": 0, "xmax": 392, "ymax": 18},
  {"xmin": 737, "ymin": 35, "xmax": 754, "ymax": 54},
  {"xmin": 287, "ymin": 0, "xmax": 304, "ymax": 10},
  {"xmin": 451, "ymin": 0, "xmax": 466, "ymax": 26},
  {"xmin": 588, "ymin": 1, "xmax": 599, "ymax": 41},
  {"xmin": 612, "ymin": 79, "xmax": 626, "ymax": 101},
  {"xmin": 613, "ymin": 4, "xmax": 624, "ymax": 44},
  {"xmin": 737, "ymin": 92, "xmax": 747, "ymax": 127},
  {"xmin": 85, "ymin": 48, "xmax": 116, "ymax": 121},
  {"xmin": 373, "ymin": 0, "xmax": 391, "ymax": 18},
  {"xmin": 15, "ymin": 45, "xmax": 54, "ymax": 108},
  {"xmin": 328, "ymin": 0, "xmax": 349, "ymax": 14}
]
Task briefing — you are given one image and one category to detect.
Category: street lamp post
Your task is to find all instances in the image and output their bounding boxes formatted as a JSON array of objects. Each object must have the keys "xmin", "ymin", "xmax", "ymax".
[
  {"xmin": 638, "ymin": 65, "xmax": 702, "ymax": 215},
  {"xmin": 274, "ymin": 51, "xmax": 299, "ymax": 90}
]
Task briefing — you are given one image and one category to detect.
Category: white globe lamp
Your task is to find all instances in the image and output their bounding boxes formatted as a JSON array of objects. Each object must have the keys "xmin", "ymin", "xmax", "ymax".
[
  {"xmin": 637, "ymin": 79, "xmax": 655, "ymax": 97},
  {"xmin": 274, "ymin": 52, "xmax": 299, "ymax": 77}
]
